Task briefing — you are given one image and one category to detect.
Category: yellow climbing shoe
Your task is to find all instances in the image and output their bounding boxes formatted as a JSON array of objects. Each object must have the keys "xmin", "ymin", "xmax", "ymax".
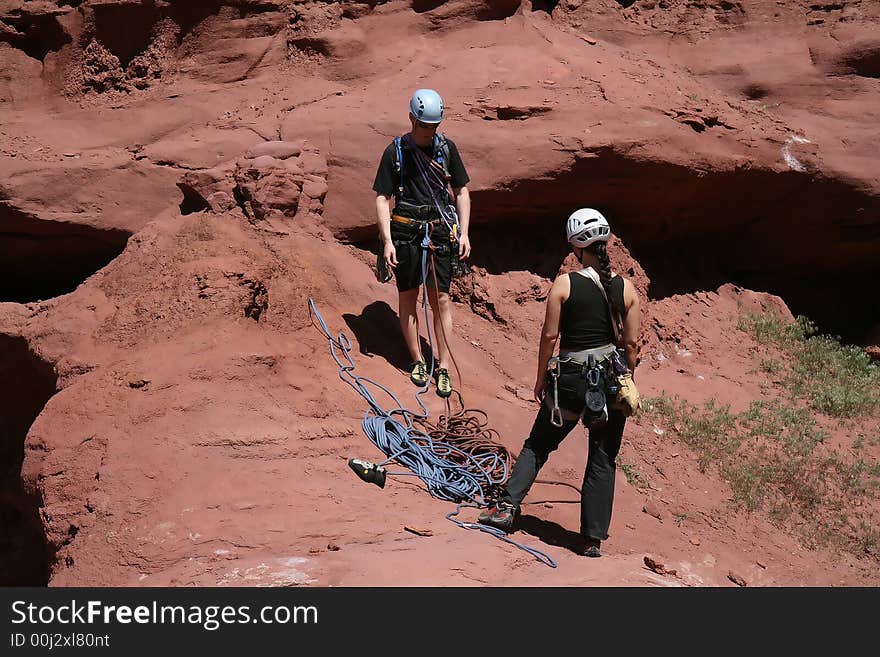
[
  {"xmin": 436, "ymin": 368, "xmax": 452, "ymax": 398},
  {"xmin": 410, "ymin": 361, "xmax": 428, "ymax": 387}
]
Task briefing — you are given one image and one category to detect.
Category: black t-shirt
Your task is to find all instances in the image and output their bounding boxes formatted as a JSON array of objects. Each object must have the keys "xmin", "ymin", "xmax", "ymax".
[
  {"xmin": 372, "ymin": 135, "xmax": 470, "ymax": 207},
  {"xmin": 560, "ymin": 273, "xmax": 625, "ymax": 351}
]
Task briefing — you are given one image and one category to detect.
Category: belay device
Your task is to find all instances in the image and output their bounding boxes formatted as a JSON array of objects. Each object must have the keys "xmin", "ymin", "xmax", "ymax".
[{"xmin": 583, "ymin": 355, "xmax": 609, "ymax": 427}]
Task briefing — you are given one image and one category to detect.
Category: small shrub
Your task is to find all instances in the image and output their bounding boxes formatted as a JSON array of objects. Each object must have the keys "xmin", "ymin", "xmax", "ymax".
[
  {"xmin": 738, "ymin": 310, "xmax": 880, "ymax": 418},
  {"xmin": 619, "ymin": 462, "xmax": 650, "ymax": 490}
]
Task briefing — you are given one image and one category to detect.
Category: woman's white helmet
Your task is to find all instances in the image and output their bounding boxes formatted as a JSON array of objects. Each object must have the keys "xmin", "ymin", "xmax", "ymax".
[
  {"xmin": 409, "ymin": 89, "xmax": 444, "ymax": 124},
  {"xmin": 566, "ymin": 208, "xmax": 611, "ymax": 248}
]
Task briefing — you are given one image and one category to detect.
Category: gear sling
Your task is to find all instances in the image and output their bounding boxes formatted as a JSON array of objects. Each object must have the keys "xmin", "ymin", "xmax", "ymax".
[{"xmin": 395, "ymin": 134, "xmax": 461, "ymax": 270}]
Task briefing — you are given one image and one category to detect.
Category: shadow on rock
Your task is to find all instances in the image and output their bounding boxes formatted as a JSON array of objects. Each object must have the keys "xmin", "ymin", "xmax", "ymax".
[
  {"xmin": 343, "ymin": 301, "xmax": 431, "ymax": 372},
  {"xmin": 516, "ymin": 513, "xmax": 586, "ymax": 556}
]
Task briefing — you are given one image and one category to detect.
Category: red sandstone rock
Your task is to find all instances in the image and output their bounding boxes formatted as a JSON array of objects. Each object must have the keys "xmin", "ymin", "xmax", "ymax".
[{"xmin": 0, "ymin": 0, "xmax": 877, "ymax": 588}]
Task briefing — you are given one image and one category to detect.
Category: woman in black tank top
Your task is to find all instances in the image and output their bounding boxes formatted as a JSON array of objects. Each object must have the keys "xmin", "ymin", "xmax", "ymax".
[{"xmin": 479, "ymin": 209, "xmax": 642, "ymax": 558}]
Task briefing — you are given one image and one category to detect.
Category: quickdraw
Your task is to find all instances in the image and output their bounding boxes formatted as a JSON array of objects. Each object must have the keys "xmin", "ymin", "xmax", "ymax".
[{"xmin": 547, "ymin": 356, "xmax": 564, "ymax": 428}]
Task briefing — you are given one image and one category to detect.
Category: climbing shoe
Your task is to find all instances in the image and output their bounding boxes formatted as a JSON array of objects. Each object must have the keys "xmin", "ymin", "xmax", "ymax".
[
  {"xmin": 477, "ymin": 501, "xmax": 517, "ymax": 533},
  {"xmin": 582, "ymin": 538, "xmax": 602, "ymax": 558},
  {"xmin": 410, "ymin": 361, "xmax": 429, "ymax": 387},
  {"xmin": 435, "ymin": 368, "xmax": 452, "ymax": 398}
]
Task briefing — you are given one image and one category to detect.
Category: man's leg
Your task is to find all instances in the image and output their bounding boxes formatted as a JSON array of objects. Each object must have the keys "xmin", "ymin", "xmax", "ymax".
[
  {"xmin": 426, "ymin": 289, "xmax": 452, "ymax": 370},
  {"xmin": 397, "ymin": 288, "xmax": 422, "ymax": 365}
]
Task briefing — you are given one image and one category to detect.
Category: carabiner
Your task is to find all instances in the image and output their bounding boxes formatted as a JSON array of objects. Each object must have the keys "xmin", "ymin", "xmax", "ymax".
[{"xmin": 550, "ymin": 368, "xmax": 564, "ymax": 428}]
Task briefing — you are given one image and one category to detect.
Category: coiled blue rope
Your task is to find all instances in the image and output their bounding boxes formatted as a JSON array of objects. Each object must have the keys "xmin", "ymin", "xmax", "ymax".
[{"xmin": 308, "ymin": 290, "xmax": 557, "ymax": 568}]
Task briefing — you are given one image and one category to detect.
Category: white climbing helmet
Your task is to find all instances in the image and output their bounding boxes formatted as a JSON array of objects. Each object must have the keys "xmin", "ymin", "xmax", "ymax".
[
  {"xmin": 409, "ymin": 88, "xmax": 444, "ymax": 124},
  {"xmin": 566, "ymin": 208, "xmax": 611, "ymax": 248}
]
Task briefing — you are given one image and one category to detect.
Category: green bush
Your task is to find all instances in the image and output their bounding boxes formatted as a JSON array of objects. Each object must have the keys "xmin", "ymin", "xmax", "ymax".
[{"xmin": 738, "ymin": 310, "xmax": 880, "ymax": 417}]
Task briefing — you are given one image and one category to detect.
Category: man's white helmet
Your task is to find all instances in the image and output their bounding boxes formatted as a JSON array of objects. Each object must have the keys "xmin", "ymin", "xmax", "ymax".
[
  {"xmin": 566, "ymin": 208, "xmax": 611, "ymax": 248},
  {"xmin": 409, "ymin": 89, "xmax": 444, "ymax": 124}
]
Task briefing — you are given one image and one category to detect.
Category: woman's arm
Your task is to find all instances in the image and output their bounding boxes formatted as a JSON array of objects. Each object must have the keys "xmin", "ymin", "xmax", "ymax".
[
  {"xmin": 534, "ymin": 275, "xmax": 569, "ymax": 400},
  {"xmin": 621, "ymin": 278, "xmax": 641, "ymax": 374}
]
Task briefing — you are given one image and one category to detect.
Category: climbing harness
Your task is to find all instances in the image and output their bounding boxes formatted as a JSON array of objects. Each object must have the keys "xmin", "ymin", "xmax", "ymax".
[
  {"xmin": 393, "ymin": 133, "xmax": 461, "ymax": 251},
  {"xmin": 545, "ymin": 344, "xmax": 619, "ymax": 429}
]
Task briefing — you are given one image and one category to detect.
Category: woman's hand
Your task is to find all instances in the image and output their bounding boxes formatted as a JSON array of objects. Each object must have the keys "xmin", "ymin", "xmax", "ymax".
[{"xmin": 533, "ymin": 375, "xmax": 546, "ymax": 403}]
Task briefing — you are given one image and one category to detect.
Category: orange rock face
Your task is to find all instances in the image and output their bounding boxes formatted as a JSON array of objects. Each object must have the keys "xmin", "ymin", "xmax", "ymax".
[{"xmin": 0, "ymin": 1, "xmax": 877, "ymax": 586}]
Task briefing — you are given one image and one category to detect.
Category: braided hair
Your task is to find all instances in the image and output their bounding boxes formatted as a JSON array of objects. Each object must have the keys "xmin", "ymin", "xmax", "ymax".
[{"xmin": 591, "ymin": 241, "xmax": 622, "ymax": 331}]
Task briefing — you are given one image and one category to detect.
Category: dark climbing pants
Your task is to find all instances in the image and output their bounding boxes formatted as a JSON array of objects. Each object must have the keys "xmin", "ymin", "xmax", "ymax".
[{"xmin": 501, "ymin": 402, "xmax": 626, "ymax": 541}]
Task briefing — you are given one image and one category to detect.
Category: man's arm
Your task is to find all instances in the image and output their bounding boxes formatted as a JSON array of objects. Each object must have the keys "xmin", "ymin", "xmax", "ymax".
[
  {"xmin": 452, "ymin": 186, "xmax": 471, "ymax": 260},
  {"xmin": 534, "ymin": 275, "xmax": 569, "ymax": 400},
  {"xmin": 622, "ymin": 278, "xmax": 641, "ymax": 374},
  {"xmin": 376, "ymin": 194, "xmax": 397, "ymax": 267}
]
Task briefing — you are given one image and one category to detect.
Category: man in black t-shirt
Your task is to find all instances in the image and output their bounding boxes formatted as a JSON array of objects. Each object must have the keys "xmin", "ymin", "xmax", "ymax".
[{"xmin": 372, "ymin": 88, "xmax": 472, "ymax": 399}]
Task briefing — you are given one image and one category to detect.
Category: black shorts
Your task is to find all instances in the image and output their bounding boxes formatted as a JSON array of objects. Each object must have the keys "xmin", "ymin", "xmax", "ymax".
[{"xmin": 391, "ymin": 220, "xmax": 453, "ymax": 293}]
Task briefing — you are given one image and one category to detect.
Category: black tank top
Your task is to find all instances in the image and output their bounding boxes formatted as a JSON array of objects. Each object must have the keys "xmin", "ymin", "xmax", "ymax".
[{"xmin": 559, "ymin": 272, "xmax": 625, "ymax": 351}]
